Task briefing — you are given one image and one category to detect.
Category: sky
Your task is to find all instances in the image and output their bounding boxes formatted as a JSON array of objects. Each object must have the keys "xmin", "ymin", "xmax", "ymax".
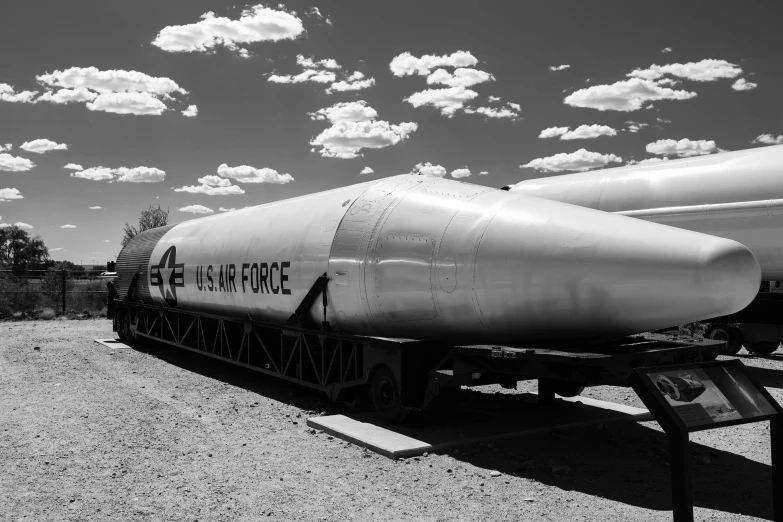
[{"xmin": 1, "ymin": 1, "xmax": 782, "ymax": 266}]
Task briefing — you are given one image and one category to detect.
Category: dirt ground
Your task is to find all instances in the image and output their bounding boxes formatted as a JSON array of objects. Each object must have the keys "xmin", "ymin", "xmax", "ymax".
[{"xmin": 2, "ymin": 320, "xmax": 781, "ymax": 521}]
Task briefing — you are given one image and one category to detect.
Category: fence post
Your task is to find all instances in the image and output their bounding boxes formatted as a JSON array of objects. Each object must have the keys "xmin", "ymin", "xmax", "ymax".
[{"xmin": 61, "ymin": 269, "xmax": 66, "ymax": 315}]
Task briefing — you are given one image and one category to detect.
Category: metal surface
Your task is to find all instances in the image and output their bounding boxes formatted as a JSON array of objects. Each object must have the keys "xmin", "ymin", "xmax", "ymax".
[
  {"xmin": 511, "ymin": 144, "xmax": 783, "ymax": 279},
  {"xmin": 117, "ymin": 174, "xmax": 760, "ymax": 344}
]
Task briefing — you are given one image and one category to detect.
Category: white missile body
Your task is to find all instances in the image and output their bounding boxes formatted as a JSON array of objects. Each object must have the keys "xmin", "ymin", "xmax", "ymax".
[
  {"xmin": 511, "ymin": 144, "xmax": 783, "ymax": 279},
  {"xmin": 119, "ymin": 174, "xmax": 760, "ymax": 344}
]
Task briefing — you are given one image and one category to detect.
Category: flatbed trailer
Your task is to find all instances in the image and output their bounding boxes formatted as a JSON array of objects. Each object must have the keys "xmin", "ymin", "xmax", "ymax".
[{"xmin": 112, "ymin": 296, "xmax": 724, "ymax": 422}]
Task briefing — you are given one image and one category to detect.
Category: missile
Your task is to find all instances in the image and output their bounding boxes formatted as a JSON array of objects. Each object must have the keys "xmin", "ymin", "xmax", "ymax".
[{"xmin": 117, "ymin": 174, "xmax": 760, "ymax": 345}]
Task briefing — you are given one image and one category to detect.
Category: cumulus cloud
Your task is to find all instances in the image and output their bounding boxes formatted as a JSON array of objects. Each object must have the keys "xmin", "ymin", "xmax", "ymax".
[
  {"xmin": 564, "ymin": 78, "xmax": 696, "ymax": 111},
  {"xmin": 626, "ymin": 121, "xmax": 650, "ymax": 133},
  {"xmin": 60, "ymin": 224, "xmax": 77, "ymax": 229},
  {"xmin": 451, "ymin": 168, "xmax": 471, "ymax": 179},
  {"xmin": 269, "ymin": 69, "xmax": 337, "ymax": 84},
  {"xmin": 411, "ymin": 162, "xmax": 446, "ymax": 177},
  {"xmin": 463, "ymin": 103, "xmax": 521, "ymax": 120},
  {"xmin": 152, "ymin": 5, "xmax": 304, "ymax": 53},
  {"xmin": 521, "ymin": 149, "xmax": 623, "ymax": 172},
  {"xmin": 219, "ymin": 207, "xmax": 237, "ymax": 212},
  {"xmin": 0, "ymin": 188, "xmax": 24, "ymax": 201},
  {"xmin": 217, "ymin": 164, "xmax": 294, "ymax": 183},
  {"xmin": 628, "ymin": 59, "xmax": 742, "ymax": 82},
  {"xmin": 661, "ymin": 47, "xmax": 673, "ymax": 53},
  {"xmin": 37, "ymin": 66, "xmax": 185, "ymax": 96},
  {"xmin": 311, "ymin": 120, "xmax": 417, "ymax": 158},
  {"xmin": 182, "ymin": 104, "xmax": 198, "ymax": 117},
  {"xmin": 646, "ymin": 138, "xmax": 718, "ymax": 157},
  {"xmin": 538, "ymin": 124, "xmax": 617, "ymax": 140},
  {"xmin": 179, "ymin": 205, "xmax": 213, "ymax": 215},
  {"xmin": 0, "ymin": 144, "xmax": 10, "ymax": 152},
  {"xmin": 732, "ymin": 78, "xmax": 757, "ymax": 91},
  {"xmin": 174, "ymin": 173, "xmax": 245, "ymax": 194},
  {"xmin": 70, "ymin": 166, "xmax": 166, "ymax": 182},
  {"xmin": 405, "ymin": 87, "xmax": 479, "ymax": 117},
  {"xmin": 63, "ymin": 163, "xmax": 83, "ymax": 170},
  {"xmin": 0, "ymin": 154, "xmax": 35, "ymax": 172},
  {"xmin": 628, "ymin": 157, "xmax": 670, "ymax": 165},
  {"xmin": 326, "ymin": 71, "xmax": 375, "ymax": 94},
  {"xmin": 37, "ymin": 88, "xmax": 98, "ymax": 104},
  {"xmin": 426, "ymin": 68, "xmax": 494, "ymax": 88},
  {"xmin": 20, "ymin": 139, "xmax": 68, "ymax": 154},
  {"xmin": 88, "ymin": 206, "xmax": 101, "ymax": 209},
  {"xmin": 479, "ymin": 171, "xmax": 488, "ymax": 175},
  {"xmin": 360, "ymin": 166, "xmax": 374, "ymax": 175},
  {"xmin": 86, "ymin": 92, "xmax": 168, "ymax": 115},
  {"xmin": 752, "ymin": 134, "xmax": 783, "ymax": 146},
  {"xmin": 549, "ymin": 64, "xmax": 570, "ymax": 71},
  {"xmin": 0, "ymin": 83, "xmax": 38, "ymax": 103},
  {"xmin": 297, "ymin": 54, "xmax": 340, "ymax": 70},
  {"xmin": 307, "ymin": 7, "xmax": 331, "ymax": 24},
  {"xmin": 389, "ymin": 51, "xmax": 478, "ymax": 77},
  {"xmin": 14, "ymin": 222, "xmax": 33, "ymax": 230},
  {"xmin": 309, "ymin": 100, "xmax": 378, "ymax": 123},
  {"xmin": 49, "ymin": 247, "xmax": 66, "ymax": 252}
]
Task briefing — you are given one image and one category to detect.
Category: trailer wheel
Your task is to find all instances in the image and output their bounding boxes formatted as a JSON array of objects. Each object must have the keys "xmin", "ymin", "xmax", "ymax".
[
  {"xmin": 704, "ymin": 324, "xmax": 742, "ymax": 355},
  {"xmin": 370, "ymin": 366, "xmax": 409, "ymax": 424},
  {"xmin": 743, "ymin": 341, "xmax": 780, "ymax": 356},
  {"xmin": 553, "ymin": 381, "xmax": 585, "ymax": 398}
]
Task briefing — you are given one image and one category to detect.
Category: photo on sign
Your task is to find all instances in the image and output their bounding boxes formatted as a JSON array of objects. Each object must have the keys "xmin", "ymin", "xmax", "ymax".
[{"xmin": 646, "ymin": 365, "xmax": 777, "ymax": 428}]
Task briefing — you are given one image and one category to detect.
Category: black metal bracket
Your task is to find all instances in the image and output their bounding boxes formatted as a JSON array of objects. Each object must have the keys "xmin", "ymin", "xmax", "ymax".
[{"xmin": 288, "ymin": 273, "xmax": 331, "ymax": 330}]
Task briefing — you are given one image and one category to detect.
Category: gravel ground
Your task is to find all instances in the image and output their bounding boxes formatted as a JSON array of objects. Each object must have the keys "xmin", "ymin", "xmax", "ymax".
[{"xmin": 2, "ymin": 319, "xmax": 781, "ymax": 521}]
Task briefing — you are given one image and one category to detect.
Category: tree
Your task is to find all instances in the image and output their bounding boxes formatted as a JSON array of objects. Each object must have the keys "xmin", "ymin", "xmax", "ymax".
[
  {"xmin": 121, "ymin": 205, "xmax": 170, "ymax": 248},
  {"xmin": 0, "ymin": 225, "xmax": 49, "ymax": 271}
]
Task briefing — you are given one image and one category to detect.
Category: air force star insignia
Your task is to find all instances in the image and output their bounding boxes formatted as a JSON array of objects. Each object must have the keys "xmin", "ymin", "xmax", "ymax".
[{"xmin": 150, "ymin": 246, "xmax": 184, "ymax": 306}]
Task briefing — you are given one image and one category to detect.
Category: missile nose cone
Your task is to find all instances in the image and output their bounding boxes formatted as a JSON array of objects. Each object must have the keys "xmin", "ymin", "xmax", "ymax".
[{"xmin": 697, "ymin": 239, "xmax": 760, "ymax": 316}]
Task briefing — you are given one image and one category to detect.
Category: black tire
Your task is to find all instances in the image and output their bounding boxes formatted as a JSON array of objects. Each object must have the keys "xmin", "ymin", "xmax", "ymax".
[
  {"xmin": 116, "ymin": 311, "xmax": 129, "ymax": 342},
  {"xmin": 370, "ymin": 366, "xmax": 409, "ymax": 424},
  {"xmin": 704, "ymin": 324, "xmax": 742, "ymax": 355},
  {"xmin": 553, "ymin": 381, "xmax": 585, "ymax": 398},
  {"xmin": 743, "ymin": 341, "xmax": 780, "ymax": 356}
]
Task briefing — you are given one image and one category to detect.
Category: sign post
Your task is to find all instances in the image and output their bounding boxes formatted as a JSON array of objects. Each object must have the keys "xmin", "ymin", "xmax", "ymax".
[{"xmin": 629, "ymin": 359, "xmax": 782, "ymax": 522}]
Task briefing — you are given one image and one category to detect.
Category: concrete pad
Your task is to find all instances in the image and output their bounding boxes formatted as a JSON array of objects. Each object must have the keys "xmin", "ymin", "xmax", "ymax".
[
  {"xmin": 307, "ymin": 393, "xmax": 652, "ymax": 459},
  {"xmin": 94, "ymin": 338, "xmax": 132, "ymax": 349}
]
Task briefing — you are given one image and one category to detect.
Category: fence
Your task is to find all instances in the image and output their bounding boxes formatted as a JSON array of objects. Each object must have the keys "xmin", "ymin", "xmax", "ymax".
[{"xmin": 0, "ymin": 269, "xmax": 110, "ymax": 317}]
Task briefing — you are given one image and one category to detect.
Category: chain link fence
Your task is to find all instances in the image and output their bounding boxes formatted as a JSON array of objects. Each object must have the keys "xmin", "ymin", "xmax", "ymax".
[{"xmin": 0, "ymin": 269, "xmax": 110, "ymax": 318}]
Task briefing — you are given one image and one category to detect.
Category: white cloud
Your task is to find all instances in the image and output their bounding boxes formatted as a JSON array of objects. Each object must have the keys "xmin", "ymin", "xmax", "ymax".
[
  {"xmin": 174, "ymin": 183, "xmax": 245, "ymax": 195},
  {"xmin": 297, "ymin": 54, "xmax": 341, "ymax": 70},
  {"xmin": 0, "ymin": 154, "xmax": 35, "ymax": 172},
  {"xmin": 390, "ymin": 51, "xmax": 478, "ymax": 77},
  {"xmin": 464, "ymin": 104, "xmax": 521, "ymax": 120},
  {"xmin": 405, "ymin": 86, "xmax": 478, "ymax": 117},
  {"xmin": 360, "ymin": 166, "xmax": 374, "ymax": 175},
  {"xmin": 451, "ymin": 168, "xmax": 471, "ymax": 179},
  {"xmin": 217, "ymin": 164, "xmax": 294, "ymax": 183},
  {"xmin": 63, "ymin": 163, "xmax": 83, "ymax": 171},
  {"xmin": 307, "ymin": 7, "xmax": 331, "ymax": 24},
  {"xmin": 86, "ymin": 92, "xmax": 168, "ymax": 115},
  {"xmin": 198, "ymin": 174, "xmax": 231, "ymax": 186},
  {"xmin": 628, "ymin": 59, "xmax": 742, "ymax": 82},
  {"xmin": 625, "ymin": 121, "xmax": 649, "ymax": 133},
  {"xmin": 114, "ymin": 167, "xmax": 166, "ymax": 182},
  {"xmin": 37, "ymin": 88, "xmax": 98, "ymax": 104},
  {"xmin": 327, "ymin": 72, "xmax": 375, "ymax": 93},
  {"xmin": 479, "ymin": 171, "xmax": 488, "ymax": 175},
  {"xmin": 0, "ymin": 144, "xmax": 10, "ymax": 152},
  {"xmin": 268, "ymin": 69, "xmax": 337, "ymax": 84},
  {"xmin": 49, "ymin": 247, "xmax": 66, "ymax": 252},
  {"xmin": 411, "ymin": 162, "xmax": 447, "ymax": 177},
  {"xmin": 0, "ymin": 188, "xmax": 23, "ymax": 201},
  {"xmin": 549, "ymin": 64, "xmax": 570, "ymax": 71},
  {"xmin": 71, "ymin": 167, "xmax": 114, "ymax": 181},
  {"xmin": 309, "ymin": 100, "xmax": 378, "ymax": 123},
  {"xmin": 60, "ymin": 224, "xmax": 77, "ymax": 229},
  {"xmin": 102, "ymin": 239, "xmax": 111, "ymax": 243},
  {"xmin": 661, "ymin": 47, "xmax": 673, "ymax": 53},
  {"xmin": 310, "ymin": 120, "xmax": 418, "ymax": 158},
  {"xmin": 70, "ymin": 166, "xmax": 165, "ymax": 182},
  {"xmin": 219, "ymin": 207, "xmax": 237, "ymax": 212},
  {"xmin": 0, "ymin": 83, "xmax": 38, "ymax": 103},
  {"xmin": 487, "ymin": 96, "xmax": 501, "ymax": 103},
  {"xmin": 646, "ymin": 138, "xmax": 718, "ymax": 157},
  {"xmin": 752, "ymin": 134, "xmax": 783, "ymax": 146},
  {"xmin": 13, "ymin": 222, "xmax": 33, "ymax": 230},
  {"xmin": 538, "ymin": 124, "xmax": 617, "ymax": 140},
  {"xmin": 88, "ymin": 206, "xmax": 101, "ymax": 209},
  {"xmin": 179, "ymin": 205, "xmax": 213, "ymax": 215},
  {"xmin": 182, "ymin": 104, "xmax": 198, "ymax": 117},
  {"xmin": 20, "ymin": 139, "xmax": 68, "ymax": 154},
  {"xmin": 628, "ymin": 157, "xmax": 670, "ymax": 165},
  {"xmin": 426, "ymin": 68, "xmax": 494, "ymax": 88},
  {"xmin": 564, "ymin": 78, "xmax": 696, "ymax": 111},
  {"xmin": 521, "ymin": 149, "xmax": 623, "ymax": 172},
  {"xmin": 732, "ymin": 78, "xmax": 757, "ymax": 91},
  {"xmin": 37, "ymin": 66, "xmax": 185, "ymax": 96},
  {"xmin": 152, "ymin": 6, "xmax": 304, "ymax": 54}
]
